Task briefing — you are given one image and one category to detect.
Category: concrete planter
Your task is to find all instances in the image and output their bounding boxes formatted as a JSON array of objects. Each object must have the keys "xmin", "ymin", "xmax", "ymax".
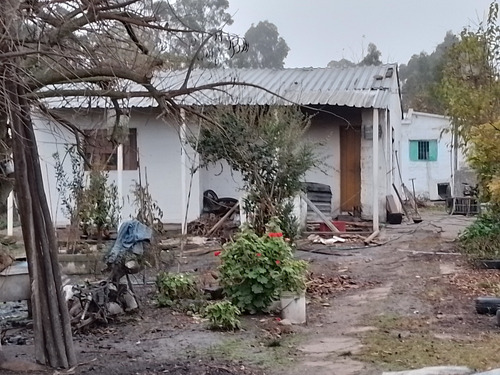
[
  {"xmin": 58, "ymin": 253, "xmax": 105, "ymax": 275},
  {"xmin": 0, "ymin": 261, "xmax": 30, "ymax": 302}
]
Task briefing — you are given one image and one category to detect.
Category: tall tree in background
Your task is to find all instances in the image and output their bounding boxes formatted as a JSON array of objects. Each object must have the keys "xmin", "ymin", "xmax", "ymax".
[
  {"xmin": 399, "ymin": 31, "xmax": 458, "ymax": 112},
  {"xmin": 152, "ymin": 0, "xmax": 238, "ymax": 68},
  {"xmin": 231, "ymin": 21, "xmax": 289, "ymax": 68},
  {"xmin": 327, "ymin": 58, "xmax": 355, "ymax": 68},
  {"xmin": 359, "ymin": 43, "xmax": 382, "ymax": 66},
  {"xmin": 440, "ymin": 2, "xmax": 500, "ymax": 205},
  {"xmin": 0, "ymin": 0, "xmax": 248, "ymax": 369},
  {"xmin": 327, "ymin": 42, "xmax": 382, "ymax": 68}
]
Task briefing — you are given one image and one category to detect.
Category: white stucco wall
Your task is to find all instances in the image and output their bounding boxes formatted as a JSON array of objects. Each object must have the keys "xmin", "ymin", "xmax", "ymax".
[
  {"xmin": 34, "ymin": 109, "xmax": 202, "ymax": 226},
  {"xmin": 400, "ymin": 111, "xmax": 457, "ymax": 200}
]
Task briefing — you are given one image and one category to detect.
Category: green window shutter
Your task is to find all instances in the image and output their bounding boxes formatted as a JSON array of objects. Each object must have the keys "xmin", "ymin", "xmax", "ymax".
[
  {"xmin": 428, "ymin": 140, "xmax": 438, "ymax": 161},
  {"xmin": 409, "ymin": 141, "xmax": 418, "ymax": 161}
]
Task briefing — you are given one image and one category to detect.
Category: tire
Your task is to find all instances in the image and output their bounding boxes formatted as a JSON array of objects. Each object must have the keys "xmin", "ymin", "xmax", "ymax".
[
  {"xmin": 475, "ymin": 296, "xmax": 500, "ymax": 315},
  {"xmin": 476, "ymin": 260, "xmax": 500, "ymax": 269}
]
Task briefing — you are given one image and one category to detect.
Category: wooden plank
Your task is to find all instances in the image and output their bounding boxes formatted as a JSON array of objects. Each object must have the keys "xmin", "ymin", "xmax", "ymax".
[
  {"xmin": 392, "ymin": 183, "xmax": 411, "ymax": 220},
  {"xmin": 363, "ymin": 230, "xmax": 380, "ymax": 245},
  {"xmin": 340, "ymin": 125, "xmax": 361, "ymax": 211},
  {"xmin": 206, "ymin": 203, "xmax": 239, "ymax": 237},
  {"xmin": 301, "ymin": 193, "xmax": 340, "ymax": 233}
]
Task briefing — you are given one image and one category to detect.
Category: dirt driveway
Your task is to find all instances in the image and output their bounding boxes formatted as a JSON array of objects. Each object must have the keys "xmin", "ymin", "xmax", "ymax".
[{"xmin": 5, "ymin": 210, "xmax": 500, "ymax": 375}]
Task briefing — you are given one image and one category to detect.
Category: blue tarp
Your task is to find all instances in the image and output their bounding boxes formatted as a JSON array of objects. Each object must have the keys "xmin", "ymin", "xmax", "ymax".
[{"xmin": 104, "ymin": 220, "xmax": 152, "ymax": 264}]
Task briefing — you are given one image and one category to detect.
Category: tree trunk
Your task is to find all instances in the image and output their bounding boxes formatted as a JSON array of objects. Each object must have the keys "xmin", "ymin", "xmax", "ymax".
[{"xmin": 6, "ymin": 75, "xmax": 76, "ymax": 368}]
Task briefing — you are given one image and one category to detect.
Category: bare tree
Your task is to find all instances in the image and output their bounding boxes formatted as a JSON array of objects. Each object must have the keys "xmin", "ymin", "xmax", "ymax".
[{"xmin": 0, "ymin": 0, "xmax": 250, "ymax": 369}]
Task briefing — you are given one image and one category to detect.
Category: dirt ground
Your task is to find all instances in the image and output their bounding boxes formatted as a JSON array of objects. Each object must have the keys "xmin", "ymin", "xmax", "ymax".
[{"xmin": 3, "ymin": 209, "xmax": 500, "ymax": 375}]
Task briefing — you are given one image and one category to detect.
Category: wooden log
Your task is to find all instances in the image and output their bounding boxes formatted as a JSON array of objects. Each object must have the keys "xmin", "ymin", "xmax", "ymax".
[
  {"xmin": 301, "ymin": 193, "xmax": 340, "ymax": 233},
  {"xmin": 363, "ymin": 230, "xmax": 380, "ymax": 245}
]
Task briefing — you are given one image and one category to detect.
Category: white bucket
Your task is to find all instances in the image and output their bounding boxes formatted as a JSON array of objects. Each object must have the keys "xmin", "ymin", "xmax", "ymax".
[{"xmin": 280, "ymin": 291, "xmax": 306, "ymax": 324}]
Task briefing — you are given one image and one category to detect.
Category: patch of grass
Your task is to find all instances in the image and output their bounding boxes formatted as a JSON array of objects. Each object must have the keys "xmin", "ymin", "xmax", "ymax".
[
  {"xmin": 356, "ymin": 314, "xmax": 500, "ymax": 371},
  {"xmin": 204, "ymin": 333, "xmax": 302, "ymax": 370}
]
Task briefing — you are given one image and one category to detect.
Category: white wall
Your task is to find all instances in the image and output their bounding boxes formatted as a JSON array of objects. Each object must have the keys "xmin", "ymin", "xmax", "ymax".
[
  {"xmin": 34, "ymin": 109, "xmax": 202, "ymax": 226},
  {"xmin": 400, "ymin": 111, "xmax": 456, "ymax": 200}
]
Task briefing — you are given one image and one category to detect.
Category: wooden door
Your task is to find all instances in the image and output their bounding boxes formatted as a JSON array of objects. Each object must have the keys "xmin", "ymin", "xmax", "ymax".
[{"xmin": 340, "ymin": 126, "xmax": 361, "ymax": 212}]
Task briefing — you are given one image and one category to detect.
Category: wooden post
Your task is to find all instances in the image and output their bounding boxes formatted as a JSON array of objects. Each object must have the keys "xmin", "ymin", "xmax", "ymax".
[
  {"xmin": 372, "ymin": 108, "xmax": 379, "ymax": 232},
  {"xmin": 7, "ymin": 191, "xmax": 13, "ymax": 237},
  {"xmin": 300, "ymin": 193, "xmax": 340, "ymax": 234},
  {"xmin": 117, "ymin": 143, "xmax": 123, "ymax": 226},
  {"xmin": 206, "ymin": 203, "xmax": 239, "ymax": 237}
]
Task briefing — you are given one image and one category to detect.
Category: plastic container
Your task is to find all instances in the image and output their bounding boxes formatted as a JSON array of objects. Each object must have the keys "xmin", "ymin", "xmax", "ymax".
[
  {"xmin": 280, "ymin": 291, "xmax": 306, "ymax": 324},
  {"xmin": 319, "ymin": 221, "xmax": 346, "ymax": 232}
]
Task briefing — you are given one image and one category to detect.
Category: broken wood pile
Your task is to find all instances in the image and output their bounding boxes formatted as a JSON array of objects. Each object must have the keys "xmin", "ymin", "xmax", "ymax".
[
  {"xmin": 306, "ymin": 273, "xmax": 380, "ymax": 297},
  {"xmin": 187, "ymin": 212, "xmax": 239, "ymax": 239}
]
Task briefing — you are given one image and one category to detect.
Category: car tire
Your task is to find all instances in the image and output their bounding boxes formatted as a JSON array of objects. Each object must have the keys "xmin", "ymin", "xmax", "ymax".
[{"xmin": 476, "ymin": 296, "xmax": 500, "ymax": 314}]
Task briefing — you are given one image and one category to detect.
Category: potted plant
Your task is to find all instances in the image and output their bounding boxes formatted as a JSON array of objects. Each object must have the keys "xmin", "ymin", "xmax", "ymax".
[{"xmin": 278, "ymin": 258, "xmax": 308, "ymax": 324}]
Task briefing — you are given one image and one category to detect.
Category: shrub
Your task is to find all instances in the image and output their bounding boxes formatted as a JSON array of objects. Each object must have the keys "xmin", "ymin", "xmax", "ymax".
[
  {"xmin": 204, "ymin": 300, "xmax": 241, "ymax": 331},
  {"xmin": 458, "ymin": 210, "xmax": 500, "ymax": 260},
  {"xmin": 155, "ymin": 272, "xmax": 199, "ymax": 307},
  {"xmin": 219, "ymin": 226, "xmax": 307, "ymax": 313}
]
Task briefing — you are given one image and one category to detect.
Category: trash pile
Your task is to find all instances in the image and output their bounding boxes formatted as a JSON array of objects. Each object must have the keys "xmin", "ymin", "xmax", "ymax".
[{"xmin": 65, "ymin": 220, "xmax": 152, "ymax": 329}]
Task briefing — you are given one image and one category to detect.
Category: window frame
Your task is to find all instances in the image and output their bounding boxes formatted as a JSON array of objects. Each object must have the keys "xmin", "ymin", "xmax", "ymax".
[
  {"xmin": 409, "ymin": 139, "xmax": 437, "ymax": 162},
  {"xmin": 84, "ymin": 128, "xmax": 138, "ymax": 171}
]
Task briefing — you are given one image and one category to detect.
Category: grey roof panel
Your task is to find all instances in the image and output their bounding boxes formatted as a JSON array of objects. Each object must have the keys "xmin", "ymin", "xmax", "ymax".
[{"xmin": 40, "ymin": 64, "xmax": 399, "ymax": 110}]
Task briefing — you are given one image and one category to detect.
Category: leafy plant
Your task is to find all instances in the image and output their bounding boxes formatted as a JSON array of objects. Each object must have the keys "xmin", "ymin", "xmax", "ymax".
[
  {"xmin": 79, "ymin": 169, "xmax": 120, "ymax": 241},
  {"xmin": 219, "ymin": 224, "xmax": 308, "ymax": 313},
  {"xmin": 155, "ymin": 272, "xmax": 200, "ymax": 307},
  {"xmin": 204, "ymin": 300, "xmax": 241, "ymax": 331},
  {"xmin": 192, "ymin": 106, "xmax": 320, "ymax": 236},
  {"xmin": 458, "ymin": 210, "xmax": 500, "ymax": 260},
  {"xmin": 53, "ymin": 147, "xmax": 120, "ymax": 248}
]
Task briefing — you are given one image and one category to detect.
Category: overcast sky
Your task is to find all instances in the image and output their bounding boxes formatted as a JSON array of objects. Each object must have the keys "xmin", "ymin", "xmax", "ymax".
[{"xmin": 226, "ymin": 0, "xmax": 494, "ymax": 68}]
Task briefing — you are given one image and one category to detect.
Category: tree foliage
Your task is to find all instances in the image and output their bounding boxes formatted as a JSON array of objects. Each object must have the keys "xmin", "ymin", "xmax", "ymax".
[
  {"xmin": 151, "ymin": 0, "xmax": 238, "ymax": 68},
  {"xmin": 327, "ymin": 42, "xmax": 382, "ymax": 68},
  {"xmin": 400, "ymin": 31, "xmax": 458, "ymax": 112},
  {"xmin": 440, "ymin": 6, "xmax": 500, "ymax": 136},
  {"xmin": 359, "ymin": 43, "xmax": 382, "ymax": 66},
  {"xmin": 439, "ymin": 2, "xmax": 500, "ymax": 206},
  {"xmin": 230, "ymin": 21, "xmax": 290, "ymax": 69},
  {"xmin": 0, "ymin": 0, "xmax": 249, "ymax": 369},
  {"xmin": 193, "ymin": 106, "xmax": 318, "ymax": 236}
]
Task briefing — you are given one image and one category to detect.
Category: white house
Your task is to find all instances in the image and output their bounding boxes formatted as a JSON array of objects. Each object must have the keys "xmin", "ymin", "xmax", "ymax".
[
  {"xmin": 34, "ymin": 65, "xmax": 403, "ymax": 231},
  {"xmin": 399, "ymin": 109, "xmax": 470, "ymax": 201}
]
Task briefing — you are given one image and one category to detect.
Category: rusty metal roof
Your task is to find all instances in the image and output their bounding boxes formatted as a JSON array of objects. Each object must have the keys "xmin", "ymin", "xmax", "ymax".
[{"xmin": 41, "ymin": 64, "xmax": 400, "ymax": 110}]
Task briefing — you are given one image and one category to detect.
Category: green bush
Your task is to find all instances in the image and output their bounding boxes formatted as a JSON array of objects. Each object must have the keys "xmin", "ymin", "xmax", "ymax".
[
  {"xmin": 219, "ymin": 226, "xmax": 308, "ymax": 314},
  {"xmin": 458, "ymin": 210, "xmax": 500, "ymax": 260},
  {"xmin": 204, "ymin": 300, "xmax": 241, "ymax": 331},
  {"xmin": 155, "ymin": 272, "xmax": 199, "ymax": 307}
]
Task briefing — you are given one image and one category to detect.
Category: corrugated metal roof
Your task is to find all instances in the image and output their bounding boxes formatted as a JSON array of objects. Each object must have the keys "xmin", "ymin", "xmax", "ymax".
[{"xmin": 41, "ymin": 64, "xmax": 399, "ymax": 110}]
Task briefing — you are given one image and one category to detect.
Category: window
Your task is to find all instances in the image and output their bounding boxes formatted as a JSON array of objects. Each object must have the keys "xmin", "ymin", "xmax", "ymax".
[
  {"xmin": 84, "ymin": 128, "xmax": 138, "ymax": 170},
  {"xmin": 409, "ymin": 140, "xmax": 437, "ymax": 161}
]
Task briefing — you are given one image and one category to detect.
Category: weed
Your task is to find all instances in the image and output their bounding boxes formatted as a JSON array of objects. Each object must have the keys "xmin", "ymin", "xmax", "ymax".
[
  {"xmin": 155, "ymin": 272, "xmax": 200, "ymax": 307},
  {"xmin": 204, "ymin": 300, "xmax": 241, "ymax": 331}
]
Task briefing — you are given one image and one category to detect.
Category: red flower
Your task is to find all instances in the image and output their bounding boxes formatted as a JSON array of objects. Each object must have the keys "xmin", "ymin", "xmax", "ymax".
[
  {"xmin": 276, "ymin": 317, "xmax": 281, "ymax": 321},
  {"xmin": 256, "ymin": 253, "xmax": 262, "ymax": 257},
  {"xmin": 275, "ymin": 260, "xmax": 281, "ymax": 265},
  {"xmin": 214, "ymin": 251, "xmax": 221, "ymax": 256},
  {"xmin": 268, "ymin": 232, "xmax": 283, "ymax": 238}
]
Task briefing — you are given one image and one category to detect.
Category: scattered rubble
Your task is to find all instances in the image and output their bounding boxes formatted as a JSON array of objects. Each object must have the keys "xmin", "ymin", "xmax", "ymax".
[{"xmin": 306, "ymin": 273, "xmax": 377, "ymax": 297}]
